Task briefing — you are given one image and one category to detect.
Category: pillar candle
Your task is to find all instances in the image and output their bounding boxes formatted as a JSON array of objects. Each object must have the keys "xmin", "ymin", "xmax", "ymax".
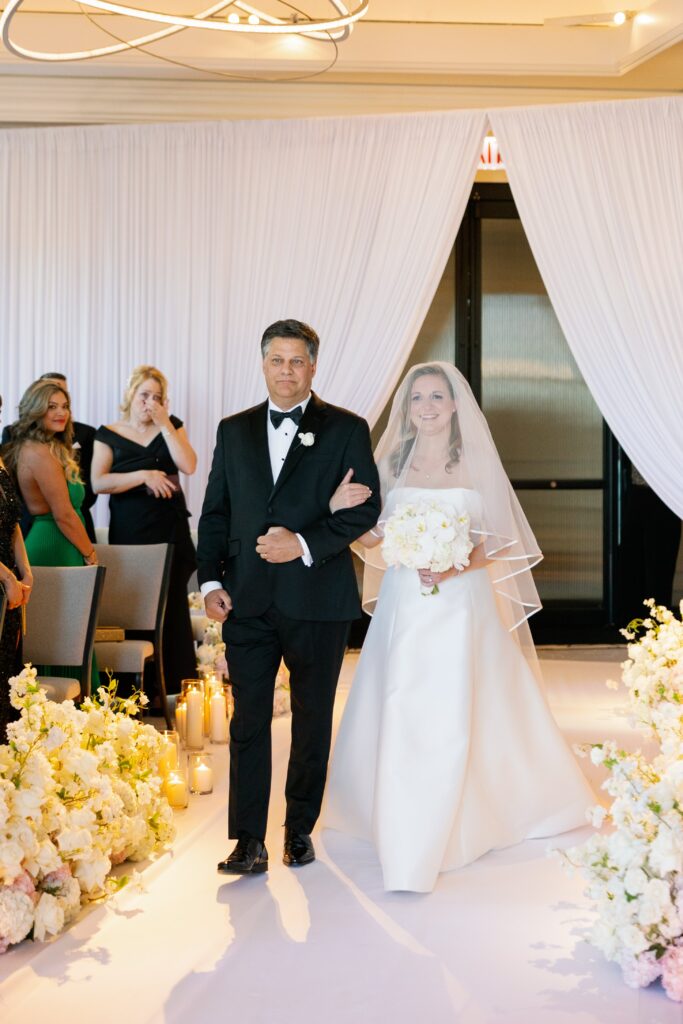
[
  {"xmin": 191, "ymin": 761, "xmax": 213, "ymax": 794},
  {"xmin": 175, "ymin": 703, "xmax": 186, "ymax": 744},
  {"xmin": 185, "ymin": 688, "xmax": 204, "ymax": 750},
  {"xmin": 165, "ymin": 771, "xmax": 189, "ymax": 809},
  {"xmin": 209, "ymin": 691, "xmax": 229, "ymax": 743}
]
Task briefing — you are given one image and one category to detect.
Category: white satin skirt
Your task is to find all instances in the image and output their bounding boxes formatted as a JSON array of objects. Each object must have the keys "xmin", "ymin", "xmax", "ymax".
[{"xmin": 323, "ymin": 565, "xmax": 594, "ymax": 892}]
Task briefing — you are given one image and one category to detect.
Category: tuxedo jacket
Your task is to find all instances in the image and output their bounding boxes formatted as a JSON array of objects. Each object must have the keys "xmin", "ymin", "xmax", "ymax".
[{"xmin": 197, "ymin": 393, "xmax": 381, "ymax": 622}]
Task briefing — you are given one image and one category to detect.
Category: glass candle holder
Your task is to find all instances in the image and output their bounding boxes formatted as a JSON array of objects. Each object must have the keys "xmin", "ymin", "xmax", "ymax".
[
  {"xmin": 188, "ymin": 752, "xmax": 214, "ymax": 795},
  {"xmin": 159, "ymin": 729, "xmax": 180, "ymax": 776},
  {"xmin": 203, "ymin": 673, "xmax": 221, "ymax": 735},
  {"xmin": 164, "ymin": 766, "xmax": 189, "ymax": 809},
  {"xmin": 209, "ymin": 686, "xmax": 229, "ymax": 744},
  {"xmin": 175, "ymin": 698, "xmax": 187, "ymax": 745},
  {"xmin": 184, "ymin": 683, "xmax": 205, "ymax": 751},
  {"xmin": 181, "ymin": 677, "xmax": 205, "ymax": 697}
]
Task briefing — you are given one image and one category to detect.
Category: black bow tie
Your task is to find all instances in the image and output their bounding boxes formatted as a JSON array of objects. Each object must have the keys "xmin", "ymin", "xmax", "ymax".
[{"xmin": 270, "ymin": 406, "xmax": 303, "ymax": 429}]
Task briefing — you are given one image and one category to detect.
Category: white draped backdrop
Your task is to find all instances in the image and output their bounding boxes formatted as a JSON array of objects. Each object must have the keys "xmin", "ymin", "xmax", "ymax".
[
  {"xmin": 0, "ymin": 111, "xmax": 487, "ymax": 524},
  {"xmin": 0, "ymin": 98, "xmax": 681, "ymax": 523},
  {"xmin": 492, "ymin": 97, "xmax": 683, "ymax": 519}
]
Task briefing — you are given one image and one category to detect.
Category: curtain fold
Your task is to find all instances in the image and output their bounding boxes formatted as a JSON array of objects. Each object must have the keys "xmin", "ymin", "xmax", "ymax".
[
  {"xmin": 0, "ymin": 111, "xmax": 487, "ymax": 524},
  {"xmin": 490, "ymin": 97, "xmax": 683, "ymax": 517}
]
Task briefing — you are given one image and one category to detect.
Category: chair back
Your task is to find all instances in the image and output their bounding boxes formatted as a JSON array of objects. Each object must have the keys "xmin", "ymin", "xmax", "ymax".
[
  {"xmin": 95, "ymin": 526, "xmax": 110, "ymax": 544},
  {"xmin": 24, "ymin": 565, "xmax": 106, "ymax": 696},
  {"xmin": 94, "ymin": 543, "xmax": 171, "ymax": 632}
]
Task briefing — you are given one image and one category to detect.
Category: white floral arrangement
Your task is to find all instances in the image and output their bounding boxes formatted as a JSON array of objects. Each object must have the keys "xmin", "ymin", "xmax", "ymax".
[
  {"xmin": 381, "ymin": 497, "xmax": 473, "ymax": 594},
  {"xmin": 192, "ymin": 602, "xmax": 290, "ymax": 716},
  {"xmin": 273, "ymin": 661, "xmax": 291, "ymax": 718},
  {"xmin": 187, "ymin": 591, "xmax": 204, "ymax": 611},
  {"xmin": 0, "ymin": 666, "xmax": 176, "ymax": 955},
  {"xmin": 563, "ymin": 601, "xmax": 683, "ymax": 1001},
  {"xmin": 196, "ymin": 618, "xmax": 227, "ymax": 676}
]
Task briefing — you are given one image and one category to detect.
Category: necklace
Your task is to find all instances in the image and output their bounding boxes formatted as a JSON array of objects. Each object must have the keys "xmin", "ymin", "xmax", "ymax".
[{"xmin": 410, "ymin": 460, "xmax": 443, "ymax": 480}]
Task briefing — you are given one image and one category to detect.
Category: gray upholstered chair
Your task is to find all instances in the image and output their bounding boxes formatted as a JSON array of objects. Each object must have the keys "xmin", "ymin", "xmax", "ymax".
[
  {"xmin": 24, "ymin": 565, "xmax": 106, "ymax": 702},
  {"xmin": 93, "ymin": 543, "xmax": 173, "ymax": 727}
]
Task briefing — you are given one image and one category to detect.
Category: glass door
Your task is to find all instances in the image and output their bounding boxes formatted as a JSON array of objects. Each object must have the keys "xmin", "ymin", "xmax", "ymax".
[{"xmin": 456, "ymin": 185, "xmax": 620, "ymax": 641}]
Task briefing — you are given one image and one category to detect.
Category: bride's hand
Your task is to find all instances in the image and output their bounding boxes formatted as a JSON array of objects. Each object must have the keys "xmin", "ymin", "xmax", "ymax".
[
  {"xmin": 418, "ymin": 567, "xmax": 458, "ymax": 588},
  {"xmin": 329, "ymin": 468, "xmax": 373, "ymax": 514}
]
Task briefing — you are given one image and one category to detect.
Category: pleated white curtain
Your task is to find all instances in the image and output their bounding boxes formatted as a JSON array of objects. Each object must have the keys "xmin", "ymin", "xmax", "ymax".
[
  {"xmin": 0, "ymin": 111, "xmax": 487, "ymax": 524},
  {"xmin": 491, "ymin": 97, "xmax": 683, "ymax": 517}
]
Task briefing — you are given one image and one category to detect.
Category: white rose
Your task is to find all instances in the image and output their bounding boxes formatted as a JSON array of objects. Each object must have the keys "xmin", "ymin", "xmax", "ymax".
[
  {"xmin": 12, "ymin": 784, "xmax": 45, "ymax": 820},
  {"xmin": 57, "ymin": 827, "xmax": 93, "ymax": 857},
  {"xmin": 616, "ymin": 924, "xmax": 650, "ymax": 955},
  {"xmin": 43, "ymin": 725, "xmax": 68, "ymax": 752},
  {"xmin": 624, "ymin": 867, "xmax": 648, "ymax": 897},
  {"xmin": 0, "ymin": 840, "xmax": 26, "ymax": 884},
  {"xmin": 648, "ymin": 830, "xmax": 683, "ymax": 876},
  {"xmin": 24, "ymin": 838, "xmax": 62, "ymax": 878},
  {"xmin": 73, "ymin": 853, "xmax": 111, "ymax": 895},
  {"xmin": 298, "ymin": 432, "xmax": 315, "ymax": 447},
  {"xmin": 61, "ymin": 748, "xmax": 100, "ymax": 787},
  {"xmin": 638, "ymin": 878, "xmax": 673, "ymax": 927},
  {"xmin": 33, "ymin": 892, "xmax": 65, "ymax": 941},
  {"xmin": 58, "ymin": 877, "xmax": 82, "ymax": 921}
]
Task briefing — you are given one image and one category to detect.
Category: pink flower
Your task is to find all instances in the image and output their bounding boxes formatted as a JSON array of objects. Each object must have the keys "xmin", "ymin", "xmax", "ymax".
[
  {"xmin": 621, "ymin": 951, "xmax": 662, "ymax": 989},
  {"xmin": 661, "ymin": 948, "xmax": 683, "ymax": 1001},
  {"xmin": 41, "ymin": 864, "xmax": 72, "ymax": 889},
  {"xmin": 10, "ymin": 869, "xmax": 38, "ymax": 906}
]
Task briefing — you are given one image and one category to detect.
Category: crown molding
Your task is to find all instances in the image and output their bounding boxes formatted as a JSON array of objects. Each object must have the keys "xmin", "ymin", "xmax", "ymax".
[{"xmin": 0, "ymin": 75, "xmax": 677, "ymax": 125}]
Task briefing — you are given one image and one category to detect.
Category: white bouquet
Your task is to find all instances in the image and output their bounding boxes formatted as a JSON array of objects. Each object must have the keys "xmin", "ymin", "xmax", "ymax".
[{"xmin": 381, "ymin": 497, "xmax": 473, "ymax": 594}]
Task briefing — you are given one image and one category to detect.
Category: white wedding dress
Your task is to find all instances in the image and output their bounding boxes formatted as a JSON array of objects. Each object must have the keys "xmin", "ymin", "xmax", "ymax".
[{"xmin": 323, "ymin": 487, "xmax": 594, "ymax": 892}]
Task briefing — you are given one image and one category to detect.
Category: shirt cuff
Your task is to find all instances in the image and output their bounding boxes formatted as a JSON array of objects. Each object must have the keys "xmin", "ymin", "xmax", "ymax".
[
  {"xmin": 297, "ymin": 533, "xmax": 313, "ymax": 567},
  {"xmin": 200, "ymin": 581, "xmax": 223, "ymax": 599}
]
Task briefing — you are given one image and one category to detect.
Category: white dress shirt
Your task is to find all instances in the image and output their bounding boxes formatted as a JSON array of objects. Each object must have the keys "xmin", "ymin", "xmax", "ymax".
[{"xmin": 200, "ymin": 394, "xmax": 312, "ymax": 600}]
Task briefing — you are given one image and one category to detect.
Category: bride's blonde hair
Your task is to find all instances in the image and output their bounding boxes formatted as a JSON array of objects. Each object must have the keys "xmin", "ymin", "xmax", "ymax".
[{"xmin": 3, "ymin": 379, "xmax": 81, "ymax": 483}]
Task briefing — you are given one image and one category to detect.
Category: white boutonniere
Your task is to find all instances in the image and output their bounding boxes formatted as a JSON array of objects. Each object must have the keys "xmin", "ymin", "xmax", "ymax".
[{"xmin": 298, "ymin": 432, "xmax": 315, "ymax": 447}]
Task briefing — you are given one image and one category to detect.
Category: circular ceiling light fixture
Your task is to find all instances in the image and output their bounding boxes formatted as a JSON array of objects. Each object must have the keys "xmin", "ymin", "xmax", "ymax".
[{"xmin": 0, "ymin": 0, "xmax": 368, "ymax": 63}]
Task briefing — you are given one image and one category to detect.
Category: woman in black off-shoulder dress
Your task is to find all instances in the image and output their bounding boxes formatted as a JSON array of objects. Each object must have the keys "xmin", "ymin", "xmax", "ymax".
[{"xmin": 92, "ymin": 367, "xmax": 198, "ymax": 696}]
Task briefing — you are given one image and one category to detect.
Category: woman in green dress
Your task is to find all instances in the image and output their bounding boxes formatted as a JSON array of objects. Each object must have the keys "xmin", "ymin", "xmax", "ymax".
[
  {"xmin": 3, "ymin": 379, "xmax": 98, "ymax": 685},
  {"xmin": 4, "ymin": 379, "xmax": 97, "ymax": 569}
]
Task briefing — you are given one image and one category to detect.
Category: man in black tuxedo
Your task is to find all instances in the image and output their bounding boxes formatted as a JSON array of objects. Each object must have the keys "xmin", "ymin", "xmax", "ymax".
[
  {"xmin": 198, "ymin": 320, "xmax": 380, "ymax": 874},
  {"xmin": 1, "ymin": 372, "xmax": 97, "ymax": 543}
]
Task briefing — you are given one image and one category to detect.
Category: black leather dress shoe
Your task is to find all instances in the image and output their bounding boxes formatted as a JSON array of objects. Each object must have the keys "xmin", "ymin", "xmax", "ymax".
[
  {"xmin": 217, "ymin": 837, "xmax": 268, "ymax": 874},
  {"xmin": 283, "ymin": 829, "xmax": 315, "ymax": 867}
]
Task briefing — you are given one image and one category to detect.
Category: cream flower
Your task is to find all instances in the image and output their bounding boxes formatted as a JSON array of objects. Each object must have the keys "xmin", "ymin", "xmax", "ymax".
[
  {"xmin": 33, "ymin": 892, "xmax": 65, "ymax": 941},
  {"xmin": 0, "ymin": 888, "xmax": 34, "ymax": 951}
]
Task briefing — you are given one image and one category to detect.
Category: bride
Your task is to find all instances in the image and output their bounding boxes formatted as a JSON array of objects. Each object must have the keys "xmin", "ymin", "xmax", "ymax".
[{"xmin": 322, "ymin": 362, "xmax": 594, "ymax": 893}]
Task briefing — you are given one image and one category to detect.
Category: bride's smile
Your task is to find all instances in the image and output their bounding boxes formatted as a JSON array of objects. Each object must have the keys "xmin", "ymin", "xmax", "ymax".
[{"xmin": 409, "ymin": 373, "xmax": 456, "ymax": 436}]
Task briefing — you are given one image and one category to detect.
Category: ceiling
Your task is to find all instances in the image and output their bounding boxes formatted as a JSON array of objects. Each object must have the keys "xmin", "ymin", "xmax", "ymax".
[{"xmin": 0, "ymin": 0, "xmax": 680, "ymax": 123}]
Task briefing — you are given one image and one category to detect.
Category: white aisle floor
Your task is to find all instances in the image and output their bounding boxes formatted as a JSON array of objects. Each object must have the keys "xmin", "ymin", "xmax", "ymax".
[{"xmin": 1, "ymin": 653, "xmax": 682, "ymax": 1024}]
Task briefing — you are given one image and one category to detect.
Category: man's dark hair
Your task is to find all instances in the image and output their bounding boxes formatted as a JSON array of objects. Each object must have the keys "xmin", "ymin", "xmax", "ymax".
[
  {"xmin": 260, "ymin": 320, "xmax": 319, "ymax": 363},
  {"xmin": 40, "ymin": 372, "xmax": 67, "ymax": 382}
]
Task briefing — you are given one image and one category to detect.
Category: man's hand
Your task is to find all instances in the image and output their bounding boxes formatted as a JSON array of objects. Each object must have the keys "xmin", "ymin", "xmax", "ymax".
[
  {"xmin": 256, "ymin": 526, "xmax": 303, "ymax": 564},
  {"xmin": 204, "ymin": 588, "xmax": 233, "ymax": 623}
]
